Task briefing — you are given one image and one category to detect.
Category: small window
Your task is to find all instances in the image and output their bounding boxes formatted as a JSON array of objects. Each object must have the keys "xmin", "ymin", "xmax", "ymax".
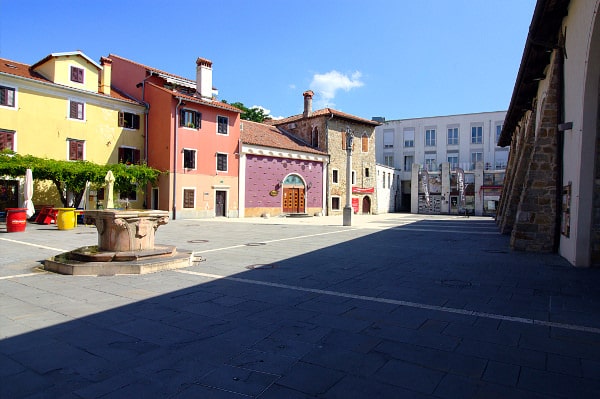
[
  {"xmin": 447, "ymin": 127, "xmax": 459, "ymax": 145},
  {"xmin": 404, "ymin": 155, "xmax": 414, "ymax": 171},
  {"xmin": 119, "ymin": 189, "xmax": 137, "ymax": 201},
  {"xmin": 312, "ymin": 127, "xmax": 319, "ymax": 147},
  {"xmin": 183, "ymin": 189, "xmax": 195, "ymax": 208},
  {"xmin": 382, "ymin": 172, "xmax": 386, "ymax": 188},
  {"xmin": 180, "ymin": 109, "xmax": 201, "ymax": 129},
  {"xmin": 351, "ymin": 170, "xmax": 356, "ymax": 185},
  {"xmin": 0, "ymin": 86, "xmax": 15, "ymax": 107},
  {"xmin": 118, "ymin": 112, "xmax": 140, "ymax": 130},
  {"xmin": 217, "ymin": 116, "xmax": 229, "ymax": 134},
  {"xmin": 361, "ymin": 134, "xmax": 369, "ymax": 152},
  {"xmin": 425, "ymin": 129, "xmax": 436, "ymax": 146},
  {"xmin": 448, "ymin": 155, "xmax": 459, "ymax": 169},
  {"xmin": 403, "ymin": 128, "xmax": 414, "ymax": 147},
  {"xmin": 495, "ymin": 124, "xmax": 502, "ymax": 145},
  {"xmin": 331, "ymin": 197, "xmax": 340, "ymax": 210},
  {"xmin": 471, "ymin": 126, "xmax": 483, "ymax": 144},
  {"xmin": 118, "ymin": 147, "xmax": 140, "ymax": 165},
  {"xmin": 0, "ymin": 130, "xmax": 15, "ymax": 150},
  {"xmin": 68, "ymin": 139, "xmax": 84, "ymax": 160},
  {"xmin": 365, "ymin": 168, "xmax": 370, "ymax": 178},
  {"xmin": 70, "ymin": 66, "xmax": 84, "ymax": 83},
  {"xmin": 384, "ymin": 154, "xmax": 394, "ymax": 167},
  {"xmin": 383, "ymin": 129, "xmax": 394, "ymax": 148},
  {"xmin": 332, "ymin": 169, "xmax": 339, "ymax": 184},
  {"xmin": 183, "ymin": 149, "xmax": 196, "ymax": 169},
  {"xmin": 69, "ymin": 100, "xmax": 84, "ymax": 120},
  {"xmin": 216, "ymin": 153, "xmax": 228, "ymax": 172}
]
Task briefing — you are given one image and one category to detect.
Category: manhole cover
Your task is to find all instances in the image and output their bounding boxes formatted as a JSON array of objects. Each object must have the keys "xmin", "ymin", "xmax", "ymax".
[
  {"xmin": 246, "ymin": 243, "xmax": 266, "ymax": 246},
  {"xmin": 245, "ymin": 264, "xmax": 276, "ymax": 270},
  {"xmin": 440, "ymin": 279, "xmax": 472, "ymax": 288},
  {"xmin": 187, "ymin": 239, "xmax": 208, "ymax": 243}
]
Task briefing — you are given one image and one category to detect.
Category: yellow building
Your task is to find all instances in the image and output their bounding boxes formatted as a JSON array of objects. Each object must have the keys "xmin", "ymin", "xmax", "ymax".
[{"xmin": 0, "ymin": 51, "xmax": 146, "ymax": 210}]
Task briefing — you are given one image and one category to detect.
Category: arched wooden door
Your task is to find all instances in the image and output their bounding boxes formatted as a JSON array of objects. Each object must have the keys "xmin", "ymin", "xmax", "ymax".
[
  {"xmin": 362, "ymin": 196, "xmax": 371, "ymax": 214},
  {"xmin": 282, "ymin": 174, "xmax": 305, "ymax": 214}
]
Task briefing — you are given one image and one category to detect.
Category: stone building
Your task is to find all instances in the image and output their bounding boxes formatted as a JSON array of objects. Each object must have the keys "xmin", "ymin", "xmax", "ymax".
[
  {"xmin": 272, "ymin": 91, "xmax": 381, "ymax": 215},
  {"xmin": 496, "ymin": 0, "xmax": 600, "ymax": 267}
]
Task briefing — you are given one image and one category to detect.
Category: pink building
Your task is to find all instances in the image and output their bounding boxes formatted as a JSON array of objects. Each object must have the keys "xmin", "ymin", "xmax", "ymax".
[
  {"xmin": 240, "ymin": 120, "xmax": 328, "ymax": 217},
  {"xmin": 109, "ymin": 55, "xmax": 242, "ymax": 218}
]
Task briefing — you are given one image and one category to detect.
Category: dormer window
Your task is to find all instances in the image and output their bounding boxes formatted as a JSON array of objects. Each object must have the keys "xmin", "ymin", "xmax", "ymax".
[{"xmin": 70, "ymin": 66, "xmax": 84, "ymax": 83}]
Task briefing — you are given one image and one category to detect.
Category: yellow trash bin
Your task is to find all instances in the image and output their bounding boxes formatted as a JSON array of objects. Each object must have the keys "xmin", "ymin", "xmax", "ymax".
[{"xmin": 56, "ymin": 208, "xmax": 76, "ymax": 230}]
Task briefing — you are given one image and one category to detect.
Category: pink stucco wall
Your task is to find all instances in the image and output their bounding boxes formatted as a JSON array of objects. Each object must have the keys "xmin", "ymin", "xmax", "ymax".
[{"xmin": 245, "ymin": 155, "xmax": 323, "ymax": 208}]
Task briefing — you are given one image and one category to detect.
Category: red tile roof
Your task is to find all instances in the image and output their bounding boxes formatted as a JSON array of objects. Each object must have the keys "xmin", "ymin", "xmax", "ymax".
[
  {"xmin": 241, "ymin": 120, "xmax": 327, "ymax": 155},
  {"xmin": 108, "ymin": 54, "xmax": 196, "ymax": 86},
  {"xmin": 146, "ymin": 82, "xmax": 242, "ymax": 114},
  {"xmin": 273, "ymin": 108, "xmax": 381, "ymax": 127},
  {"xmin": 0, "ymin": 56, "xmax": 142, "ymax": 105}
]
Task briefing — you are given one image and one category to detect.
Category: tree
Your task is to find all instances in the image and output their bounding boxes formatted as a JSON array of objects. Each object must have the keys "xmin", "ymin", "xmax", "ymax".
[
  {"xmin": 0, "ymin": 151, "xmax": 163, "ymax": 207},
  {"xmin": 222, "ymin": 100, "xmax": 270, "ymax": 122}
]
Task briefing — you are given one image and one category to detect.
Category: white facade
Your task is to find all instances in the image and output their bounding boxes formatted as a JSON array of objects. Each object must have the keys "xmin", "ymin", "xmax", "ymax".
[
  {"xmin": 375, "ymin": 163, "xmax": 400, "ymax": 214},
  {"xmin": 374, "ymin": 111, "xmax": 507, "ymax": 213}
]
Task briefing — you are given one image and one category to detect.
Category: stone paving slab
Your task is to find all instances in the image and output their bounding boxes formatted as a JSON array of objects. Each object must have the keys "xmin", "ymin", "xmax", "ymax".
[{"xmin": 1, "ymin": 213, "xmax": 600, "ymax": 398}]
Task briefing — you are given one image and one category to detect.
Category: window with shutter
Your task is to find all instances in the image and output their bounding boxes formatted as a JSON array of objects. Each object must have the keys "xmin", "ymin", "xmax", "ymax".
[
  {"xmin": 0, "ymin": 86, "xmax": 15, "ymax": 107},
  {"xmin": 69, "ymin": 101, "xmax": 84, "ymax": 120},
  {"xmin": 0, "ymin": 130, "xmax": 15, "ymax": 150},
  {"xmin": 362, "ymin": 134, "xmax": 368, "ymax": 152},
  {"xmin": 70, "ymin": 67, "xmax": 84, "ymax": 83},
  {"xmin": 183, "ymin": 189, "xmax": 195, "ymax": 208},
  {"xmin": 183, "ymin": 149, "xmax": 196, "ymax": 169},
  {"xmin": 342, "ymin": 131, "xmax": 347, "ymax": 150},
  {"xmin": 69, "ymin": 140, "xmax": 84, "ymax": 160},
  {"xmin": 180, "ymin": 109, "xmax": 201, "ymax": 129}
]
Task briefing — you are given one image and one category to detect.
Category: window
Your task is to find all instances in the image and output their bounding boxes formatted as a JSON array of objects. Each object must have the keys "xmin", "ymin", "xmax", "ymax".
[
  {"xmin": 382, "ymin": 172, "xmax": 386, "ymax": 188},
  {"xmin": 180, "ymin": 109, "xmax": 201, "ymax": 129},
  {"xmin": 183, "ymin": 149, "xmax": 196, "ymax": 169},
  {"xmin": 495, "ymin": 150, "xmax": 508, "ymax": 169},
  {"xmin": 351, "ymin": 170, "xmax": 356, "ymax": 185},
  {"xmin": 0, "ymin": 86, "xmax": 15, "ymax": 107},
  {"xmin": 447, "ymin": 127, "xmax": 459, "ymax": 145},
  {"xmin": 471, "ymin": 151, "xmax": 483, "ymax": 170},
  {"xmin": 384, "ymin": 154, "xmax": 394, "ymax": 167},
  {"xmin": 118, "ymin": 112, "xmax": 140, "ymax": 130},
  {"xmin": 495, "ymin": 124, "xmax": 502, "ymax": 145},
  {"xmin": 448, "ymin": 155, "xmax": 459, "ymax": 169},
  {"xmin": 217, "ymin": 116, "xmax": 229, "ymax": 134},
  {"xmin": 119, "ymin": 189, "xmax": 137, "ymax": 201},
  {"xmin": 311, "ymin": 127, "xmax": 319, "ymax": 147},
  {"xmin": 361, "ymin": 134, "xmax": 369, "ymax": 152},
  {"xmin": 69, "ymin": 100, "xmax": 84, "ymax": 120},
  {"xmin": 118, "ymin": 147, "xmax": 140, "ymax": 165},
  {"xmin": 0, "ymin": 130, "xmax": 15, "ymax": 150},
  {"xmin": 425, "ymin": 129, "xmax": 436, "ymax": 146},
  {"xmin": 332, "ymin": 169, "xmax": 339, "ymax": 184},
  {"xmin": 424, "ymin": 154, "xmax": 437, "ymax": 171},
  {"xmin": 68, "ymin": 139, "xmax": 84, "ymax": 160},
  {"xmin": 216, "ymin": 153, "xmax": 228, "ymax": 172},
  {"xmin": 404, "ymin": 155, "xmax": 414, "ymax": 171},
  {"xmin": 471, "ymin": 126, "xmax": 483, "ymax": 144},
  {"xmin": 388, "ymin": 173, "xmax": 391, "ymax": 189},
  {"xmin": 70, "ymin": 66, "xmax": 84, "ymax": 83},
  {"xmin": 403, "ymin": 128, "xmax": 414, "ymax": 147},
  {"xmin": 331, "ymin": 196, "xmax": 340, "ymax": 210},
  {"xmin": 183, "ymin": 189, "xmax": 195, "ymax": 208},
  {"xmin": 365, "ymin": 168, "xmax": 370, "ymax": 177},
  {"xmin": 383, "ymin": 129, "xmax": 394, "ymax": 148}
]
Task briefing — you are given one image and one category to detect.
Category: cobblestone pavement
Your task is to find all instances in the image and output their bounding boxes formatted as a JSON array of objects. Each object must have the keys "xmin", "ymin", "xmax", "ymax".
[{"xmin": 1, "ymin": 213, "xmax": 600, "ymax": 398}]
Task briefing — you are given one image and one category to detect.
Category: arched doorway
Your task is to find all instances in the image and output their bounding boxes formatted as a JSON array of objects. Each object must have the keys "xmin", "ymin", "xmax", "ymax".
[
  {"xmin": 362, "ymin": 196, "xmax": 371, "ymax": 214},
  {"xmin": 282, "ymin": 174, "xmax": 306, "ymax": 214}
]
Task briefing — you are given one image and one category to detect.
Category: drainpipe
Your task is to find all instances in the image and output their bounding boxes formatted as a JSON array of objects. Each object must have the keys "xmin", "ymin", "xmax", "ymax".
[{"xmin": 173, "ymin": 98, "xmax": 184, "ymax": 220}]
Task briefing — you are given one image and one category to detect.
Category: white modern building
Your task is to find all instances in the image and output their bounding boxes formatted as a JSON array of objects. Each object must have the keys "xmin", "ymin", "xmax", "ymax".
[{"xmin": 374, "ymin": 111, "xmax": 507, "ymax": 214}]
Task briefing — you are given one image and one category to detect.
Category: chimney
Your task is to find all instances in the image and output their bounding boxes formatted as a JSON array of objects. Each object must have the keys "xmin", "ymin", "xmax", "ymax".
[
  {"xmin": 303, "ymin": 90, "xmax": 314, "ymax": 117},
  {"xmin": 99, "ymin": 57, "xmax": 112, "ymax": 95},
  {"xmin": 196, "ymin": 57, "xmax": 213, "ymax": 99}
]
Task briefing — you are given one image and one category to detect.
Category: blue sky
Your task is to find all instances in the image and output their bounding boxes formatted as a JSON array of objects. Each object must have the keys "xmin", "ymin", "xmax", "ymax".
[{"xmin": 0, "ymin": 0, "xmax": 536, "ymax": 121}]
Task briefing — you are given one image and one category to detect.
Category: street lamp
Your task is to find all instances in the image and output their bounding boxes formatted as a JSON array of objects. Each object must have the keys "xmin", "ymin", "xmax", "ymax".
[{"xmin": 343, "ymin": 127, "xmax": 353, "ymax": 226}]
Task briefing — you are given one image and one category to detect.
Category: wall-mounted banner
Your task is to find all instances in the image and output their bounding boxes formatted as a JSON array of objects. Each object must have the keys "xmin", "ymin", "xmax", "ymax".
[{"xmin": 456, "ymin": 167, "xmax": 465, "ymax": 207}]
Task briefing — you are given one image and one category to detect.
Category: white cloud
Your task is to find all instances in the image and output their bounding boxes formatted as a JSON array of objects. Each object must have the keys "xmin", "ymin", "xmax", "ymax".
[
  {"xmin": 310, "ymin": 70, "xmax": 364, "ymax": 109},
  {"xmin": 250, "ymin": 105, "xmax": 284, "ymax": 120}
]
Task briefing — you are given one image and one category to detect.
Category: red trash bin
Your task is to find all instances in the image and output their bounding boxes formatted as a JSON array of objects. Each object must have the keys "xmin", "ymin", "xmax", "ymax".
[{"xmin": 6, "ymin": 208, "xmax": 27, "ymax": 232}]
